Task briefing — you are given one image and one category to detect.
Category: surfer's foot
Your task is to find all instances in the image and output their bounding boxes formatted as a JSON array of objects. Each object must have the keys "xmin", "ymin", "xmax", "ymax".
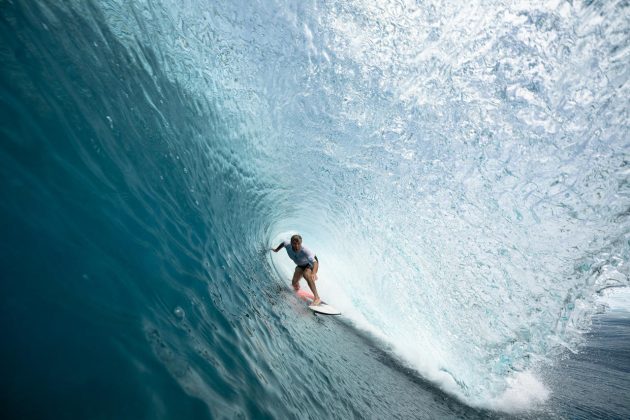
[{"xmin": 312, "ymin": 298, "xmax": 321, "ymax": 306}]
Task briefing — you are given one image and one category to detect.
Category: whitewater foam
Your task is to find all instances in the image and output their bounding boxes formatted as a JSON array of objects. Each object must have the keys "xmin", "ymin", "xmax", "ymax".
[{"xmin": 491, "ymin": 371, "xmax": 550, "ymax": 413}]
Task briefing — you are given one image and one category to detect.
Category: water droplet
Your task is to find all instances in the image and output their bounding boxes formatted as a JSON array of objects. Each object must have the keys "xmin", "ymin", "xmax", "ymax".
[{"xmin": 174, "ymin": 307, "xmax": 185, "ymax": 320}]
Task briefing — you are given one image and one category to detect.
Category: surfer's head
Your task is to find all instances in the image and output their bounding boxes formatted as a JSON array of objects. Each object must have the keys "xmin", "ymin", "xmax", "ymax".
[{"xmin": 290, "ymin": 234, "xmax": 302, "ymax": 252}]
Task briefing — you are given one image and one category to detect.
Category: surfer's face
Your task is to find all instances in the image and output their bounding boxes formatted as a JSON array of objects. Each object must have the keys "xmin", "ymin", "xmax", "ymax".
[{"xmin": 291, "ymin": 240, "xmax": 301, "ymax": 252}]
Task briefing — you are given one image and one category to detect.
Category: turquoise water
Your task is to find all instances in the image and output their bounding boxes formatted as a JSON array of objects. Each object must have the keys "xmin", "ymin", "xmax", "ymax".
[{"xmin": 1, "ymin": 0, "xmax": 629, "ymax": 418}]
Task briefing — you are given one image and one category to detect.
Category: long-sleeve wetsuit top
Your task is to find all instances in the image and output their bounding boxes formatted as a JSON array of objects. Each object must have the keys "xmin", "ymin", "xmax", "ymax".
[{"xmin": 283, "ymin": 240, "xmax": 316, "ymax": 267}]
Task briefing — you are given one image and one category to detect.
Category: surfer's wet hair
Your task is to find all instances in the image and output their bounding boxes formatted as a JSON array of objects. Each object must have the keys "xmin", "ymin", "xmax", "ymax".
[{"xmin": 290, "ymin": 234, "xmax": 302, "ymax": 243}]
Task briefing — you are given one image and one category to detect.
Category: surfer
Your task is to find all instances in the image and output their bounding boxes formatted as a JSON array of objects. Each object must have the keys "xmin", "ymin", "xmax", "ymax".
[{"xmin": 272, "ymin": 234, "xmax": 321, "ymax": 306}]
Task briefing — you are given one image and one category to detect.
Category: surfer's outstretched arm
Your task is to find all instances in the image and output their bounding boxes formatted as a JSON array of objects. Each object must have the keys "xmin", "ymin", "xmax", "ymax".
[{"xmin": 272, "ymin": 243, "xmax": 284, "ymax": 252}]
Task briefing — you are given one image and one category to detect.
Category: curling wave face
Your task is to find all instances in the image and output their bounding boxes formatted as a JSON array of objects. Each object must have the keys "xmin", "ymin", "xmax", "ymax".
[
  {"xmin": 2, "ymin": 0, "xmax": 628, "ymax": 414},
  {"xmin": 105, "ymin": 0, "xmax": 628, "ymax": 410}
]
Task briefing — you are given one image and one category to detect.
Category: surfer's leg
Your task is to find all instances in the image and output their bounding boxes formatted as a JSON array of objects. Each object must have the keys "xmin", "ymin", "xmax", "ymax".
[
  {"xmin": 303, "ymin": 268, "xmax": 321, "ymax": 305},
  {"xmin": 292, "ymin": 267, "xmax": 303, "ymax": 291}
]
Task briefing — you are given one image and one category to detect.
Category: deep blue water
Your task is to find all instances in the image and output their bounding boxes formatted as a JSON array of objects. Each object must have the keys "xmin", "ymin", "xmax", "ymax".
[{"xmin": 1, "ymin": 0, "xmax": 629, "ymax": 418}]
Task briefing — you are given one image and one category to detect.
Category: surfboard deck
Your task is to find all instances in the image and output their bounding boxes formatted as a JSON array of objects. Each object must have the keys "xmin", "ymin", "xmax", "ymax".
[
  {"xmin": 295, "ymin": 289, "xmax": 341, "ymax": 315},
  {"xmin": 308, "ymin": 303, "xmax": 341, "ymax": 315}
]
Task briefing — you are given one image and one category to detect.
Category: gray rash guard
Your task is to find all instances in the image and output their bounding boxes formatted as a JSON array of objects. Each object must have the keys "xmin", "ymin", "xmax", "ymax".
[{"xmin": 283, "ymin": 240, "xmax": 316, "ymax": 267}]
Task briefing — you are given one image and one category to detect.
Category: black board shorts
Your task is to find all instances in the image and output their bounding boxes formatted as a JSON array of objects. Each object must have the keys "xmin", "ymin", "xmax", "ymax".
[{"xmin": 297, "ymin": 256, "xmax": 318, "ymax": 270}]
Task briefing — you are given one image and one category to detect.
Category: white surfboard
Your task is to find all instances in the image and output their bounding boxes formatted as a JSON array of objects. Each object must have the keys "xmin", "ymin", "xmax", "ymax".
[
  {"xmin": 308, "ymin": 302, "xmax": 341, "ymax": 315},
  {"xmin": 296, "ymin": 289, "xmax": 341, "ymax": 315}
]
